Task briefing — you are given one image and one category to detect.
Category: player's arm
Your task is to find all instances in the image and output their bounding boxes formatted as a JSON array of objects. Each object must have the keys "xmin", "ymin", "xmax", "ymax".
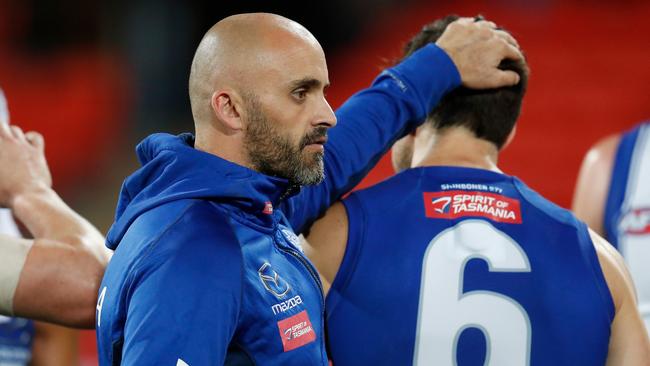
[
  {"xmin": 285, "ymin": 19, "xmax": 523, "ymax": 234},
  {"xmin": 572, "ymin": 135, "xmax": 620, "ymax": 235},
  {"xmin": 0, "ymin": 124, "xmax": 110, "ymax": 328},
  {"xmin": 29, "ymin": 322, "xmax": 79, "ymax": 366},
  {"xmin": 590, "ymin": 230, "xmax": 650, "ymax": 365},
  {"xmin": 302, "ymin": 201, "xmax": 348, "ymax": 296}
]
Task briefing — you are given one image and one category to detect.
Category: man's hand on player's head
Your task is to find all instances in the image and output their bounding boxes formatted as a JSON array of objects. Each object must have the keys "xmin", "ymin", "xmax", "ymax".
[
  {"xmin": 0, "ymin": 124, "xmax": 52, "ymax": 208},
  {"xmin": 436, "ymin": 17, "xmax": 523, "ymax": 89}
]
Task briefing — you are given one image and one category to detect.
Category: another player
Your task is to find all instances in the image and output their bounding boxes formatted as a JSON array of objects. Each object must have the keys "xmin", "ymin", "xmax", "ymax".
[
  {"xmin": 573, "ymin": 121, "xmax": 650, "ymax": 333},
  {"xmin": 304, "ymin": 16, "xmax": 650, "ymax": 365},
  {"xmin": 0, "ymin": 88, "xmax": 110, "ymax": 329}
]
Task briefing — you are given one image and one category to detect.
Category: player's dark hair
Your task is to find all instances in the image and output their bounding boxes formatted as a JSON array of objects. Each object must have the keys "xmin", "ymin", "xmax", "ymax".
[{"xmin": 402, "ymin": 15, "xmax": 528, "ymax": 149}]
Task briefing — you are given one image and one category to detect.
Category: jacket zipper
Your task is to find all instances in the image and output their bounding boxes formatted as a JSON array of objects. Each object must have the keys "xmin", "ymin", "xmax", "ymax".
[{"xmin": 276, "ymin": 242, "xmax": 327, "ymax": 363}]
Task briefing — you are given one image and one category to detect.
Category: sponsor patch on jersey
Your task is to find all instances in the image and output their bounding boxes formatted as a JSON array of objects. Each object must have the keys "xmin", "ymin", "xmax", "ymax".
[
  {"xmin": 423, "ymin": 191, "xmax": 522, "ymax": 224},
  {"xmin": 271, "ymin": 295, "xmax": 303, "ymax": 315},
  {"xmin": 277, "ymin": 310, "xmax": 316, "ymax": 352},
  {"xmin": 619, "ymin": 208, "xmax": 650, "ymax": 235}
]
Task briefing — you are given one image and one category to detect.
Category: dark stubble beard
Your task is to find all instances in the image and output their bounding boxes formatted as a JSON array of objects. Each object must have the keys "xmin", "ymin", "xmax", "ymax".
[{"xmin": 243, "ymin": 96, "xmax": 327, "ymax": 186}]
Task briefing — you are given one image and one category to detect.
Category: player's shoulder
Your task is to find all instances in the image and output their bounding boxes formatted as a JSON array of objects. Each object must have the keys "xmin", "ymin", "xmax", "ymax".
[
  {"xmin": 126, "ymin": 199, "xmax": 242, "ymax": 269},
  {"xmin": 582, "ymin": 122, "xmax": 649, "ymax": 172},
  {"xmin": 514, "ymin": 178, "xmax": 584, "ymax": 228},
  {"xmin": 345, "ymin": 169, "xmax": 422, "ymax": 211}
]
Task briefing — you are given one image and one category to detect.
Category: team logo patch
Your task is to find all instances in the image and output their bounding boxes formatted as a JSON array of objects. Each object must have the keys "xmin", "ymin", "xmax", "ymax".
[
  {"xmin": 423, "ymin": 191, "xmax": 522, "ymax": 224},
  {"xmin": 619, "ymin": 208, "xmax": 650, "ymax": 235},
  {"xmin": 258, "ymin": 263, "xmax": 291, "ymax": 299},
  {"xmin": 277, "ymin": 310, "xmax": 316, "ymax": 352}
]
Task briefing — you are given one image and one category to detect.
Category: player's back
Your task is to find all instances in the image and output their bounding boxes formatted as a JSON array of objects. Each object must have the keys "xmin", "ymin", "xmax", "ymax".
[
  {"xmin": 326, "ymin": 166, "xmax": 614, "ymax": 366},
  {"xmin": 604, "ymin": 122, "xmax": 650, "ymax": 331}
]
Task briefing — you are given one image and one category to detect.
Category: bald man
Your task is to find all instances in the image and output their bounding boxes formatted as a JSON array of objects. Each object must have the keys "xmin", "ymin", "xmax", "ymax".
[
  {"xmin": 96, "ymin": 13, "xmax": 523, "ymax": 365},
  {"xmin": 0, "ymin": 93, "xmax": 108, "ymax": 329}
]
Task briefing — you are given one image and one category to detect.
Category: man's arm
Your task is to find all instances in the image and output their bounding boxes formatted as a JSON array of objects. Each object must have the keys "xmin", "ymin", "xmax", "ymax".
[
  {"xmin": 572, "ymin": 135, "xmax": 620, "ymax": 235},
  {"xmin": 0, "ymin": 124, "xmax": 109, "ymax": 327},
  {"xmin": 590, "ymin": 230, "xmax": 650, "ymax": 365},
  {"xmin": 30, "ymin": 322, "xmax": 79, "ymax": 366},
  {"xmin": 302, "ymin": 201, "xmax": 348, "ymax": 296},
  {"xmin": 286, "ymin": 18, "xmax": 523, "ymax": 234}
]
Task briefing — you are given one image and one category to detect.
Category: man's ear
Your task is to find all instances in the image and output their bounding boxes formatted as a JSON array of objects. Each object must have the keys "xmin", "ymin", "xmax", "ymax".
[
  {"xmin": 502, "ymin": 125, "xmax": 517, "ymax": 150},
  {"xmin": 211, "ymin": 91, "xmax": 244, "ymax": 132}
]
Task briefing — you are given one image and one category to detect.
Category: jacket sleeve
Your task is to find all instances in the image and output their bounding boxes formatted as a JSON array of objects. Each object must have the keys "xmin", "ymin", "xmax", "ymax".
[
  {"xmin": 283, "ymin": 43, "xmax": 461, "ymax": 234},
  {"xmin": 119, "ymin": 207, "xmax": 242, "ymax": 365}
]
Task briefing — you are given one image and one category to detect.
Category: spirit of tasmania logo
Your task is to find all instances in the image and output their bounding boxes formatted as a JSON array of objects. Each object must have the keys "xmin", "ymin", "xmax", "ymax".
[
  {"xmin": 423, "ymin": 190, "xmax": 522, "ymax": 224},
  {"xmin": 276, "ymin": 310, "xmax": 316, "ymax": 352}
]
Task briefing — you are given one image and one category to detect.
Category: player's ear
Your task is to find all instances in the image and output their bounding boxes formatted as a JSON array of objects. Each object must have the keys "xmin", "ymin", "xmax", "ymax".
[
  {"xmin": 210, "ymin": 90, "xmax": 244, "ymax": 132},
  {"xmin": 502, "ymin": 125, "xmax": 517, "ymax": 150}
]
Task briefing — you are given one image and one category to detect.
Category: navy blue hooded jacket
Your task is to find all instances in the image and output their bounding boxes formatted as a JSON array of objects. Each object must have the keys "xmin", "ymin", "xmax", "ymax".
[{"xmin": 96, "ymin": 44, "xmax": 460, "ymax": 365}]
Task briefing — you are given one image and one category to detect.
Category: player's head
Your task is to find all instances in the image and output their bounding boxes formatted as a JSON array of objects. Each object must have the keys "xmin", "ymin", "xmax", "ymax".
[
  {"xmin": 189, "ymin": 13, "xmax": 336, "ymax": 186},
  {"xmin": 392, "ymin": 15, "xmax": 528, "ymax": 172}
]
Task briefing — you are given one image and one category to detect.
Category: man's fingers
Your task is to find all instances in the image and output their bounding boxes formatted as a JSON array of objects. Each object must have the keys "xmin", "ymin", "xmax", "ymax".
[
  {"xmin": 454, "ymin": 17, "xmax": 475, "ymax": 25},
  {"xmin": 0, "ymin": 123, "xmax": 10, "ymax": 138},
  {"xmin": 10, "ymin": 125, "xmax": 25, "ymax": 141},
  {"xmin": 25, "ymin": 131, "xmax": 44, "ymax": 150},
  {"xmin": 495, "ymin": 29, "xmax": 520, "ymax": 50},
  {"xmin": 490, "ymin": 70, "xmax": 521, "ymax": 88},
  {"xmin": 475, "ymin": 20, "xmax": 497, "ymax": 29},
  {"xmin": 501, "ymin": 42, "xmax": 524, "ymax": 62}
]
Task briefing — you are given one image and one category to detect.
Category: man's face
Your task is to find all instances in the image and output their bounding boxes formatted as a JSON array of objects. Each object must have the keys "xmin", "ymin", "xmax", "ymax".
[
  {"xmin": 243, "ymin": 95, "xmax": 329, "ymax": 185},
  {"xmin": 242, "ymin": 38, "xmax": 336, "ymax": 185}
]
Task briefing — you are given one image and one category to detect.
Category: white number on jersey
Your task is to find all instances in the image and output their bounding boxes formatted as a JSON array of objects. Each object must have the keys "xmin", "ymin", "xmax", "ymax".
[
  {"xmin": 413, "ymin": 220, "xmax": 532, "ymax": 365},
  {"xmin": 96, "ymin": 286, "xmax": 107, "ymax": 328}
]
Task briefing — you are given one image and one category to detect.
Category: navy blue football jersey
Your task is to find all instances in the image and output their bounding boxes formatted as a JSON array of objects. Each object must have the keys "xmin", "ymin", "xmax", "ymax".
[{"xmin": 327, "ymin": 166, "xmax": 614, "ymax": 366}]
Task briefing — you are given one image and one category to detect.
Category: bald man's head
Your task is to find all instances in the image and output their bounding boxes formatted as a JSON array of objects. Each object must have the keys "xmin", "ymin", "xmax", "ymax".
[{"xmin": 188, "ymin": 13, "xmax": 323, "ymax": 129}]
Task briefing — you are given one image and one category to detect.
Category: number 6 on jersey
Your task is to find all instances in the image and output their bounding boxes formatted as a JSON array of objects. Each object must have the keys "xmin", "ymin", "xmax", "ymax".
[{"xmin": 413, "ymin": 220, "xmax": 532, "ymax": 365}]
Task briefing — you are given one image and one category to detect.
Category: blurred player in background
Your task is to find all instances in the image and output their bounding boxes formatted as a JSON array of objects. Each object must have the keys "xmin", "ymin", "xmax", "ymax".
[
  {"xmin": 0, "ymin": 88, "xmax": 110, "ymax": 364},
  {"xmin": 573, "ymin": 121, "xmax": 650, "ymax": 334},
  {"xmin": 304, "ymin": 16, "xmax": 650, "ymax": 365}
]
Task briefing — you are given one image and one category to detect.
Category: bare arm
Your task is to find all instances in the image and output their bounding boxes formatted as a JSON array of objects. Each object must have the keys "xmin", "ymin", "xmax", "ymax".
[
  {"xmin": 0, "ymin": 124, "xmax": 110, "ymax": 328},
  {"xmin": 29, "ymin": 321, "xmax": 79, "ymax": 366},
  {"xmin": 590, "ymin": 230, "xmax": 650, "ymax": 365},
  {"xmin": 302, "ymin": 201, "xmax": 349, "ymax": 296},
  {"xmin": 572, "ymin": 135, "xmax": 619, "ymax": 235}
]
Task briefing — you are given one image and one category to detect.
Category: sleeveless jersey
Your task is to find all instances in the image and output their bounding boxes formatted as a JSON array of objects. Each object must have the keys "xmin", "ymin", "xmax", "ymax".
[
  {"xmin": 604, "ymin": 122, "xmax": 650, "ymax": 332},
  {"xmin": 0, "ymin": 209, "xmax": 34, "ymax": 365},
  {"xmin": 327, "ymin": 166, "xmax": 614, "ymax": 366}
]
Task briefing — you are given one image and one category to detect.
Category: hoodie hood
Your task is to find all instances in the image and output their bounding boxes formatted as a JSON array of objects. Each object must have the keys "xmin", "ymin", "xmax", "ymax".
[{"xmin": 106, "ymin": 133, "xmax": 294, "ymax": 250}]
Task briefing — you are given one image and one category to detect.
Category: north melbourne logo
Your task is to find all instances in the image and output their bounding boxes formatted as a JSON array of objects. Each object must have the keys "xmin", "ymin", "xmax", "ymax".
[{"xmin": 423, "ymin": 190, "xmax": 522, "ymax": 224}]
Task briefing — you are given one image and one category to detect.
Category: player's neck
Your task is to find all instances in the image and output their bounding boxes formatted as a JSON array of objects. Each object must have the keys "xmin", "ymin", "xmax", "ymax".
[{"xmin": 411, "ymin": 127, "xmax": 501, "ymax": 173}]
